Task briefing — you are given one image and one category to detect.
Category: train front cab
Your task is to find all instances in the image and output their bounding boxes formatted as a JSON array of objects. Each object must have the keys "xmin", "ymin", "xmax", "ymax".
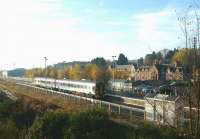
[{"xmin": 95, "ymin": 82, "xmax": 105, "ymax": 99}]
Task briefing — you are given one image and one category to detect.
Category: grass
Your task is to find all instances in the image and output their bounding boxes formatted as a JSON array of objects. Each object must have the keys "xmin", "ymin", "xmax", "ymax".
[
  {"xmin": 0, "ymin": 80, "xmax": 145, "ymax": 125},
  {"xmin": 0, "ymin": 80, "xmax": 94, "ymax": 113},
  {"xmin": 0, "ymin": 80, "xmax": 186, "ymax": 139}
]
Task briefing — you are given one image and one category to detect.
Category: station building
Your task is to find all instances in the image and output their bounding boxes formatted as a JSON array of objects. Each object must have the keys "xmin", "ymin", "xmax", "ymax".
[
  {"xmin": 108, "ymin": 79, "xmax": 132, "ymax": 92},
  {"xmin": 144, "ymin": 93, "xmax": 184, "ymax": 126}
]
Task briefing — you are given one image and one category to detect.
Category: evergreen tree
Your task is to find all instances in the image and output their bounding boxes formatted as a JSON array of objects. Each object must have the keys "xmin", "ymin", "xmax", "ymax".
[{"xmin": 117, "ymin": 53, "xmax": 128, "ymax": 65}]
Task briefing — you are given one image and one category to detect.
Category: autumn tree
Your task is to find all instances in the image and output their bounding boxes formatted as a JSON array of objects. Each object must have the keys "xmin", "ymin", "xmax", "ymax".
[
  {"xmin": 85, "ymin": 64, "xmax": 111, "ymax": 82},
  {"xmin": 57, "ymin": 69, "xmax": 64, "ymax": 79},
  {"xmin": 25, "ymin": 68, "xmax": 43, "ymax": 78},
  {"xmin": 48, "ymin": 68, "xmax": 58, "ymax": 79},
  {"xmin": 172, "ymin": 48, "xmax": 193, "ymax": 66}
]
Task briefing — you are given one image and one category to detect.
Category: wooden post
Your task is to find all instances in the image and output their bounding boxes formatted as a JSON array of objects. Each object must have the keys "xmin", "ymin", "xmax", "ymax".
[
  {"xmin": 99, "ymin": 101, "xmax": 101, "ymax": 108},
  {"xmin": 118, "ymin": 105, "xmax": 121, "ymax": 115},
  {"xmin": 130, "ymin": 110, "xmax": 132, "ymax": 120},
  {"xmin": 108, "ymin": 103, "xmax": 111, "ymax": 113}
]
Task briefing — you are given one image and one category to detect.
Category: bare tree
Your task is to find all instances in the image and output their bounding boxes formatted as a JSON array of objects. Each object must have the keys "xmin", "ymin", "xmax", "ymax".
[{"xmin": 175, "ymin": 2, "xmax": 200, "ymax": 138}]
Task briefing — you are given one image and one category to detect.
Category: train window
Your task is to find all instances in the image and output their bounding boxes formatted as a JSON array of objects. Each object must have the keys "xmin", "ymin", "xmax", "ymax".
[
  {"xmin": 92, "ymin": 87, "xmax": 95, "ymax": 91},
  {"xmin": 64, "ymin": 83, "xmax": 68, "ymax": 86}
]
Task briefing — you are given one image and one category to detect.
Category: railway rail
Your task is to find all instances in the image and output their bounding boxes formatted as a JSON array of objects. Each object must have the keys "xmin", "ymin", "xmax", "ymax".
[{"xmin": 3, "ymin": 78, "xmax": 145, "ymax": 120}]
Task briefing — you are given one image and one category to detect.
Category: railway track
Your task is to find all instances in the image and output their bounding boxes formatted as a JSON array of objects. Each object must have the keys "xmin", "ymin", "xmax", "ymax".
[{"xmin": 1, "ymin": 78, "xmax": 145, "ymax": 120}]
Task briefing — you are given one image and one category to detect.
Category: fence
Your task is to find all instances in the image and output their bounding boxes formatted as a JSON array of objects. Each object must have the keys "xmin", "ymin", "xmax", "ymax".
[{"xmin": 13, "ymin": 81, "xmax": 144, "ymax": 120}]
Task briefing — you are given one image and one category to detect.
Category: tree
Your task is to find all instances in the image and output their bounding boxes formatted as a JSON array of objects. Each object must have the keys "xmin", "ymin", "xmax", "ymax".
[
  {"xmin": 165, "ymin": 49, "xmax": 178, "ymax": 62},
  {"xmin": 138, "ymin": 57, "xmax": 144, "ymax": 66},
  {"xmin": 85, "ymin": 64, "xmax": 111, "ymax": 82},
  {"xmin": 91, "ymin": 57, "xmax": 107, "ymax": 69},
  {"xmin": 90, "ymin": 64, "xmax": 101, "ymax": 81},
  {"xmin": 156, "ymin": 52, "xmax": 163, "ymax": 63},
  {"xmin": 144, "ymin": 52, "xmax": 157, "ymax": 66},
  {"xmin": 25, "ymin": 68, "xmax": 43, "ymax": 78},
  {"xmin": 57, "ymin": 69, "xmax": 64, "ymax": 79},
  {"xmin": 30, "ymin": 111, "xmax": 69, "ymax": 139},
  {"xmin": 172, "ymin": 48, "xmax": 193, "ymax": 67},
  {"xmin": 173, "ymin": 5, "xmax": 200, "ymax": 138},
  {"xmin": 117, "ymin": 53, "xmax": 128, "ymax": 65},
  {"xmin": 48, "ymin": 68, "xmax": 58, "ymax": 79}
]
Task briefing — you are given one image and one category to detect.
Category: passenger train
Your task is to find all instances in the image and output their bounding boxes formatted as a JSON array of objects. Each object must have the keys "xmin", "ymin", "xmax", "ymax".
[{"xmin": 34, "ymin": 77, "xmax": 105, "ymax": 98}]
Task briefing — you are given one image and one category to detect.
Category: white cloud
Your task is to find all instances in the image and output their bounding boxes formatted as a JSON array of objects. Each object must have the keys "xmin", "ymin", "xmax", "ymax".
[
  {"xmin": 130, "ymin": 8, "xmax": 181, "ymax": 53},
  {"xmin": 0, "ymin": 0, "xmax": 107, "ymax": 69},
  {"xmin": 0, "ymin": 0, "xmax": 183, "ymax": 70}
]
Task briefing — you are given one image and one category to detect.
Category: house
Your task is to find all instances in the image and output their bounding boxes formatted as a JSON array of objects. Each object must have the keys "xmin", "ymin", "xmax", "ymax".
[
  {"xmin": 109, "ymin": 64, "xmax": 136, "ymax": 80},
  {"xmin": 144, "ymin": 93, "xmax": 183, "ymax": 126},
  {"xmin": 134, "ymin": 66, "xmax": 159, "ymax": 81},
  {"xmin": 134, "ymin": 64, "xmax": 184, "ymax": 81}
]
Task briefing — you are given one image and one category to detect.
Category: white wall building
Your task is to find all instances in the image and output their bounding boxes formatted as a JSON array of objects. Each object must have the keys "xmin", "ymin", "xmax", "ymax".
[
  {"xmin": 144, "ymin": 94, "xmax": 183, "ymax": 126},
  {"xmin": 108, "ymin": 79, "xmax": 132, "ymax": 92}
]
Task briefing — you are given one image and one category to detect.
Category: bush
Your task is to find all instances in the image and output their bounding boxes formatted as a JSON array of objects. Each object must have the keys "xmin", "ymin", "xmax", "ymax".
[
  {"xmin": 0, "ymin": 120, "xmax": 19, "ymax": 139},
  {"xmin": 0, "ymin": 98, "xmax": 16, "ymax": 120},
  {"xmin": 11, "ymin": 109, "xmax": 37, "ymax": 129},
  {"xmin": 30, "ymin": 111, "xmax": 69, "ymax": 139},
  {"xmin": 68, "ymin": 108, "xmax": 132, "ymax": 139}
]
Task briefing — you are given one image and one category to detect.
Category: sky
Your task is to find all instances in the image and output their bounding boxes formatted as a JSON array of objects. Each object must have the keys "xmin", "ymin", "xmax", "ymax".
[{"xmin": 0, "ymin": 0, "xmax": 194, "ymax": 70}]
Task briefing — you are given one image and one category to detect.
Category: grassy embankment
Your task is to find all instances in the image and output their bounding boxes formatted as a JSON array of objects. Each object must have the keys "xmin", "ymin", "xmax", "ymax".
[{"xmin": 0, "ymin": 80, "xmax": 184, "ymax": 139}]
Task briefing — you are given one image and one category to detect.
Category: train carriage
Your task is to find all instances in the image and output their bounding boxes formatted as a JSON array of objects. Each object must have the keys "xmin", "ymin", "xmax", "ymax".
[{"xmin": 34, "ymin": 77, "xmax": 104, "ymax": 98}]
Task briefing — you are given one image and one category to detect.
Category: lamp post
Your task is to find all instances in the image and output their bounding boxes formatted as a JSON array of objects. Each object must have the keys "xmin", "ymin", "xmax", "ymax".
[
  {"xmin": 112, "ymin": 56, "xmax": 116, "ymax": 93},
  {"xmin": 44, "ymin": 57, "xmax": 48, "ymax": 87}
]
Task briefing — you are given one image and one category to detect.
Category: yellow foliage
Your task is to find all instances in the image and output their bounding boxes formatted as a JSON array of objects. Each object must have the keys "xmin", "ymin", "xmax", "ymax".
[
  {"xmin": 25, "ymin": 63, "xmax": 111, "ymax": 82},
  {"xmin": 172, "ymin": 48, "xmax": 193, "ymax": 65}
]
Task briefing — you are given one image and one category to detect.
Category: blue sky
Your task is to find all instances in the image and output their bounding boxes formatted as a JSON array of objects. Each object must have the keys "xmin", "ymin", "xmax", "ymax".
[{"xmin": 0, "ymin": 0, "xmax": 193, "ymax": 69}]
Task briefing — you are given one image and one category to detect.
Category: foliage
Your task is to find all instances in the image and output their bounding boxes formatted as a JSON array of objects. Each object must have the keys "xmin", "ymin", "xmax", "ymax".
[
  {"xmin": 30, "ymin": 111, "xmax": 69, "ymax": 139},
  {"xmin": 165, "ymin": 49, "xmax": 178, "ymax": 61},
  {"xmin": 91, "ymin": 57, "xmax": 107, "ymax": 69},
  {"xmin": 137, "ymin": 57, "xmax": 144, "ymax": 66},
  {"xmin": 67, "ymin": 108, "xmax": 133, "ymax": 139},
  {"xmin": 12, "ymin": 108, "xmax": 37, "ymax": 129},
  {"xmin": 25, "ymin": 68, "xmax": 43, "ymax": 78},
  {"xmin": 144, "ymin": 51, "xmax": 163, "ymax": 66},
  {"xmin": 0, "ymin": 95, "xmax": 16, "ymax": 119},
  {"xmin": 0, "ymin": 120, "xmax": 20, "ymax": 139},
  {"xmin": 117, "ymin": 53, "xmax": 128, "ymax": 65},
  {"xmin": 0, "ymin": 95, "xmax": 184, "ymax": 139},
  {"xmin": 172, "ymin": 48, "xmax": 193, "ymax": 66},
  {"xmin": 25, "ymin": 63, "xmax": 111, "ymax": 83}
]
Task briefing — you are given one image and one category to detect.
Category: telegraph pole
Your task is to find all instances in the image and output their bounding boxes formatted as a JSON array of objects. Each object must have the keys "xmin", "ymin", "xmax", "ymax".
[
  {"xmin": 44, "ymin": 57, "xmax": 48, "ymax": 87},
  {"xmin": 112, "ymin": 55, "xmax": 116, "ymax": 92}
]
